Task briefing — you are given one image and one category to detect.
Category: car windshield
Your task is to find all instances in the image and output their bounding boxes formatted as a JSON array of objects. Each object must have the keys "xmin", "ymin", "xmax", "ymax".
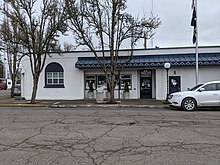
[{"xmin": 188, "ymin": 84, "xmax": 204, "ymax": 91}]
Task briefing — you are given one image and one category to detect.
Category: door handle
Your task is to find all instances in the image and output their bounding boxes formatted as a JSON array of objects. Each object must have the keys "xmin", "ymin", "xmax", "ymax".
[{"xmin": 213, "ymin": 94, "xmax": 218, "ymax": 95}]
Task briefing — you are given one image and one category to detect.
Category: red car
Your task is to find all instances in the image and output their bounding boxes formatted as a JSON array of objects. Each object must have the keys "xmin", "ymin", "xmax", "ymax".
[{"xmin": 0, "ymin": 82, "xmax": 7, "ymax": 90}]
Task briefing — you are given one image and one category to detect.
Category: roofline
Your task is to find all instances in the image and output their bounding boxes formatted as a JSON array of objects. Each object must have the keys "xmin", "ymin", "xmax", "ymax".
[{"xmin": 51, "ymin": 45, "xmax": 220, "ymax": 54}]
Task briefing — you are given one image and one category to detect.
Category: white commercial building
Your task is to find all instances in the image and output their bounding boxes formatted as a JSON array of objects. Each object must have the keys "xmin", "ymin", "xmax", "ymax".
[{"xmin": 20, "ymin": 46, "xmax": 220, "ymax": 101}]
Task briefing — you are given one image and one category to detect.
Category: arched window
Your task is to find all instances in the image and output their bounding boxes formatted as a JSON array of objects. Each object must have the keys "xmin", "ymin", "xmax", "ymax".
[{"xmin": 45, "ymin": 62, "xmax": 64, "ymax": 88}]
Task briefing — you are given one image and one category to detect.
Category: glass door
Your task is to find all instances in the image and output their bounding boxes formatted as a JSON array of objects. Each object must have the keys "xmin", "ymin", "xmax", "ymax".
[{"xmin": 140, "ymin": 70, "xmax": 152, "ymax": 99}]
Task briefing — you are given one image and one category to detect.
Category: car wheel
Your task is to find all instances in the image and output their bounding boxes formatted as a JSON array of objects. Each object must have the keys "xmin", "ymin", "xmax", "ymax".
[{"xmin": 181, "ymin": 98, "xmax": 197, "ymax": 111}]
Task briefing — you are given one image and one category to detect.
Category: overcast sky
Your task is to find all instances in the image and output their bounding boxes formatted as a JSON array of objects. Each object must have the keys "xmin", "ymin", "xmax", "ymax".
[
  {"xmin": 127, "ymin": 0, "xmax": 220, "ymax": 48},
  {"xmin": 1, "ymin": 0, "xmax": 219, "ymax": 50}
]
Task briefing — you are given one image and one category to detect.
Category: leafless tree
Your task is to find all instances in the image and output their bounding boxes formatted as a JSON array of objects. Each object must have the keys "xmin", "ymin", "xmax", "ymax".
[
  {"xmin": 65, "ymin": 0, "xmax": 161, "ymax": 103},
  {"xmin": 63, "ymin": 42, "xmax": 75, "ymax": 51},
  {"xmin": 0, "ymin": 17, "xmax": 24, "ymax": 97},
  {"xmin": 1, "ymin": 0, "xmax": 68, "ymax": 103},
  {"xmin": 0, "ymin": 59, "xmax": 4, "ymax": 78}
]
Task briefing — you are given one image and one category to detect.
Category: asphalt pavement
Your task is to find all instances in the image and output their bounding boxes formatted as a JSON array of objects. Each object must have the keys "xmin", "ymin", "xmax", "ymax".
[{"xmin": 0, "ymin": 106, "xmax": 219, "ymax": 165}]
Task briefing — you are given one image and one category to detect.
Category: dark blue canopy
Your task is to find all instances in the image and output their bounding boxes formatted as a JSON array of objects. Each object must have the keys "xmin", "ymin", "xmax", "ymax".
[{"xmin": 75, "ymin": 53, "xmax": 220, "ymax": 69}]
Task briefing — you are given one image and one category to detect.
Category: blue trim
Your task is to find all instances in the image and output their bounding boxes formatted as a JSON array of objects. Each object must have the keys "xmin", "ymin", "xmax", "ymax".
[
  {"xmin": 45, "ymin": 62, "xmax": 64, "ymax": 72},
  {"xmin": 44, "ymin": 84, "xmax": 65, "ymax": 88},
  {"xmin": 75, "ymin": 53, "xmax": 220, "ymax": 69}
]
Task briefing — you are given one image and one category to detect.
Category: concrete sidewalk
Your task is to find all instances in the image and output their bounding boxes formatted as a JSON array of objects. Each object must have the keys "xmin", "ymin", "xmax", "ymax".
[
  {"xmin": 50, "ymin": 99, "xmax": 167, "ymax": 108},
  {"xmin": 0, "ymin": 91, "xmax": 167, "ymax": 108}
]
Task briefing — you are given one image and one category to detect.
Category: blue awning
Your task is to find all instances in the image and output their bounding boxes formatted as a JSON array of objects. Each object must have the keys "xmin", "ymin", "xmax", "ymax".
[{"xmin": 75, "ymin": 53, "xmax": 220, "ymax": 69}]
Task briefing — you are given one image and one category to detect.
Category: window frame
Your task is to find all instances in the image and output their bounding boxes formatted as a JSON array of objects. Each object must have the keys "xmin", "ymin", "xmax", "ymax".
[
  {"xmin": 120, "ymin": 74, "xmax": 132, "ymax": 90},
  {"xmin": 47, "ymin": 72, "xmax": 64, "ymax": 85},
  {"xmin": 85, "ymin": 75, "xmax": 96, "ymax": 90},
  {"xmin": 45, "ymin": 62, "xmax": 65, "ymax": 88},
  {"xmin": 84, "ymin": 74, "xmax": 132, "ymax": 91}
]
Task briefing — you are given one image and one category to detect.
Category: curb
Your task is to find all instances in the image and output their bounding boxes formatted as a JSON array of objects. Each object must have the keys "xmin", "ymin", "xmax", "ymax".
[
  {"xmin": 0, "ymin": 102, "xmax": 168, "ymax": 108},
  {"xmin": 50, "ymin": 104, "xmax": 168, "ymax": 108},
  {"xmin": 0, "ymin": 104, "xmax": 49, "ymax": 107}
]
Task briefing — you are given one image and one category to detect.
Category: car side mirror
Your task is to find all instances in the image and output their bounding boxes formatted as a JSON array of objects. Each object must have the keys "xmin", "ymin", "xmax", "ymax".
[{"xmin": 198, "ymin": 88, "xmax": 205, "ymax": 92}]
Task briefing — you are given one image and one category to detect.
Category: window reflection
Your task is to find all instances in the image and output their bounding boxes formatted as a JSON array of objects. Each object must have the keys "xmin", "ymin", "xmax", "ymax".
[{"xmin": 85, "ymin": 74, "xmax": 132, "ymax": 90}]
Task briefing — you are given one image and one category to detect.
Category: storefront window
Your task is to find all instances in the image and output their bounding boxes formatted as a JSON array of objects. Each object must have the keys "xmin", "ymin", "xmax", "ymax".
[
  {"xmin": 120, "ymin": 74, "xmax": 132, "ymax": 90},
  {"xmin": 85, "ymin": 74, "xmax": 132, "ymax": 91},
  {"xmin": 97, "ymin": 75, "xmax": 106, "ymax": 89},
  {"xmin": 85, "ymin": 75, "xmax": 96, "ymax": 90}
]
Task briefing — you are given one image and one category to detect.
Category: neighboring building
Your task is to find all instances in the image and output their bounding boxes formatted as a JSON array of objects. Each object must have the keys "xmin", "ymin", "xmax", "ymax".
[{"xmin": 20, "ymin": 46, "xmax": 220, "ymax": 100}]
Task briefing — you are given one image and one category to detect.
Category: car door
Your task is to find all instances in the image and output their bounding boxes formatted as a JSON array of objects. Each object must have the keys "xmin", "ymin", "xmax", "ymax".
[
  {"xmin": 197, "ymin": 83, "xmax": 219, "ymax": 106},
  {"xmin": 216, "ymin": 83, "xmax": 220, "ymax": 105}
]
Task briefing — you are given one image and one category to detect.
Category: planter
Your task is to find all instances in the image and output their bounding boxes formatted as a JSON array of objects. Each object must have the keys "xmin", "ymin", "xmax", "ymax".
[
  {"xmin": 123, "ymin": 92, "xmax": 130, "ymax": 99},
  {"xmin": 96, "ymin": 91, "xmax": 104, "ymax": 103},
  {"xmin": 87, "ymin": 92, "xmax": 94, "ymax": 99},
  {"xmin": 106, "ymin": 92, "xmax": 111, "ymax": 100}
]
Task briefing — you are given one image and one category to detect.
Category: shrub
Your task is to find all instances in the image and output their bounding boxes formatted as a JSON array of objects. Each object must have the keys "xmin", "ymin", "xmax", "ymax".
[
  {"xmin": 88, "ymin": 81, "xmax": 94, "ymax": 92},
  {"xmin": 124, "ymin": 82, "xmax": 129, "ymax": 93}
]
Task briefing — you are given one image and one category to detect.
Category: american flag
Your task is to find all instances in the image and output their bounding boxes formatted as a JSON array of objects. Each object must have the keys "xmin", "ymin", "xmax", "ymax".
[
  {"xmin": 191, "ymin": 0, "xmax": 197, "ymax": 44},
  {"xmin": 191, "ymin": 0, "xmax": 195, "ymax": 9}
]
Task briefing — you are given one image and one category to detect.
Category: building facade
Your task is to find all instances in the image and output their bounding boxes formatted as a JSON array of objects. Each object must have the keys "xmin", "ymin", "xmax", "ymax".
[{"xmin": 20, "ymin": 46, "xmax": 220, "ymax": 101}]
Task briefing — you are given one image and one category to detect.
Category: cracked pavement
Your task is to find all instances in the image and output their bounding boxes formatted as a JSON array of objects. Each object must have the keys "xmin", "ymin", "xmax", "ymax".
[{"xmin": 0, "ymin": 107, "xmax": 219, "ymax": 165}]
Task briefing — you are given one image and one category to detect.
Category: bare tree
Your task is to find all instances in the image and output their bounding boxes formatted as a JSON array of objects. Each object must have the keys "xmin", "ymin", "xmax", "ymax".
[
  {"xmin": 65, "ymin": 0, "xmax": 161, "ymax": 103},
  {"xmin": 0, "ymin": 59, "xmax": 4, "ymax": 78},
  {"xmin": 1, "ymin": 0, "xmax": 67, "ymax": 103},
  {"xmin": 63, "ymin": 42, "xmax": 75, "ymax": 51},
  {"xmin": 0, "ymin": 17, "xmax": 24, "ymax": 97}
]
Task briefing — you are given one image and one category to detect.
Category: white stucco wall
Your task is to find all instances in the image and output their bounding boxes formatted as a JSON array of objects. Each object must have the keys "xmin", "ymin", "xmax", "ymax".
[
  {"xmin": 38, "ymin": 55, "xmax": 84, "ymax": 100},
  {"xmin": 156, "ymin": 66, "xmax": 220, "ymax": 100},
  {"xmin": 21, "ymin": 53, "xmax": 85, "ymax": 100},
  {"xmin": 155, "ymin": 69, "xmax": 166, "ymax": 100},
  {"xmin": 20, "ymin": 46, "xmax": 220, "ymax": 101},
  {"xmin": 20, "ymin": 58, "xmax": 32, "ymax": 99}
]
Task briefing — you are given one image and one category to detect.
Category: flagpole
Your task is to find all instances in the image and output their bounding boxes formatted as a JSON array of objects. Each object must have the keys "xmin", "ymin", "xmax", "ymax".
[{"xmin": 195, "ymin": 0, "xmax": 199, "ymax": 85}]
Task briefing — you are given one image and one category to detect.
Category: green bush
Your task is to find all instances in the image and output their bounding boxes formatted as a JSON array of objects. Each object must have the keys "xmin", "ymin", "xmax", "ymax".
[{"xmin": 88, "ymin": 81, "xmax": 94, "ymax": 92}]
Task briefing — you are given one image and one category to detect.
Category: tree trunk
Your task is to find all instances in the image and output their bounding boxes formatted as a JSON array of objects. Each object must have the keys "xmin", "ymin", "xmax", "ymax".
[
  {"xmin": 30, "ymin": 75, "xmax": 39, "ymax": 104},
  {"xmin": 10, "ymin": 74, "xmax": 16, "ymax": 97},
  {"xmin": 11, "ymin": 48, "xmax": 18, "ymax": 97},
  {"xmin": 109, "ymin": 73, "xmax": 116, "ymax": 103},
  {"xmin": 110, "ymin": 87, "xmax": 115, "ymax": 103}
]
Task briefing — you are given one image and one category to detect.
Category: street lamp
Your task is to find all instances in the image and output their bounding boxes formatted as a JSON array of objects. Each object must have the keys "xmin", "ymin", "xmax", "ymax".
[{"xmin": 164, "ymin": 62, "xmax": 171, "ymax": 102}]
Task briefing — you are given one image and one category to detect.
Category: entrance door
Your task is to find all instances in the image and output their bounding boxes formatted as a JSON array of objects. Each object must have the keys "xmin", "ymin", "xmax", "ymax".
[
  {"xmin": 140, "ymin": 70, "xmax": 152, "ymax": 99},
  {"xmin": 169, "ymin": 76, "xmax": 181, "ymax": 94}
]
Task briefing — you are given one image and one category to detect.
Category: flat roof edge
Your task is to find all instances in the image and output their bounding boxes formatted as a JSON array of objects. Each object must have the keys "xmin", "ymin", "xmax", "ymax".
[{"xmin": 50, "ymin": 45, "xmax": 220, "ymax": 54}]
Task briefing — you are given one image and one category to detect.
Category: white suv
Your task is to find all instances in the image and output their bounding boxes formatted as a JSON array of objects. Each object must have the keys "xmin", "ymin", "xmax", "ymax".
[{"xmin": 168, "ymin": 81, "xmax": 220, "ymax": 111}]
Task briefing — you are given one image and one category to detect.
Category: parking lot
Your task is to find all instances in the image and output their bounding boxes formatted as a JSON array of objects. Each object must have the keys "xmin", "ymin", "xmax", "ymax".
[{"xmin": 0, "ymin": 106, "xmax": 219, "ymax": 165}]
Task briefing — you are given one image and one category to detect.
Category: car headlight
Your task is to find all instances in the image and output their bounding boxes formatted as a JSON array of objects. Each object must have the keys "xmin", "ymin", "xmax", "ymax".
[
  {"xmin": 169, "ymin": 94, "xmax": 182, "ymax": 99},
  {"xmin": 168, "ymin": 95, "xmax": 173, "ymax": 99},
  {"xmin": 173, "ymin": 94, "xmax": 182, "ymax": 98}
]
